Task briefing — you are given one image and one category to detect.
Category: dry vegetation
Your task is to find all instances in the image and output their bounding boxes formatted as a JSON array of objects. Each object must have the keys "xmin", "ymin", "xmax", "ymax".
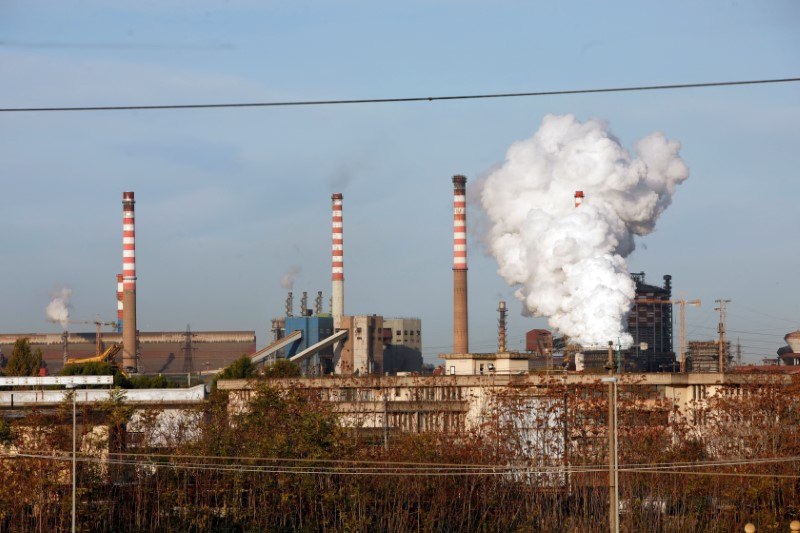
[{"xmin": 1, "ymin": 376, "xmax": 799, "ymax": 531}]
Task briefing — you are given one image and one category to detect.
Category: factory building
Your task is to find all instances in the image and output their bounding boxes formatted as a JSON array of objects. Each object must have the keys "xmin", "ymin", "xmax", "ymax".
[
  {"xmin": 687, "ymin": 340, "xmax": 731, "ymax": 372},
  {"xmin": 627, "ymin": 272, "xmax": 676, "ymax": 372},
  {"xmin": 778, "ymin": 331, "xmax": 800, "ymax": 366},
  {"xmin": 332, "ymin": 315, "xmax": 385, "ymax": 375},
  {"xmin": 526, "ymin": 329, "xmax": 554, "ymax": 356},
  {"xmin": 284, "ymin": 316, "xmax": 334, "ymax": 375},
  {"xmin": 382, "ymin": 318, "xmax": 423, "ymax": 374},
  {"xmin": 0, "ymin": 331, "xmax": 255, "ymax": 374}
]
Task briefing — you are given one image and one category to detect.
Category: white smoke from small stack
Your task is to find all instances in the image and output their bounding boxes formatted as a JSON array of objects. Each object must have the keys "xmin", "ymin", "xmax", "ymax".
[
  {"xmin": 480, "ymin": 114, "xmax": 689, "ymax": 348},
  {"xmin": 46, "ymin": 288, "xmax": 72, "ymax": 330},
  {"xmin": 280, "ymin": 265, "xmax": 301, "ymax": 290}
]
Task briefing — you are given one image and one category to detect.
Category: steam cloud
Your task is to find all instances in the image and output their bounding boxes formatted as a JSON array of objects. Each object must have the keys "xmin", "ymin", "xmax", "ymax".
[
  {"xmin": 480, "ymin": 114, "xmax": 689, "ymax": 347},
  {"xmin": 280, "ymin": 265, "xmax": 301, "ymax": 289},
  {"xmin": 46, "ymin": 288, "xmax": 72, "ymax": 330}
]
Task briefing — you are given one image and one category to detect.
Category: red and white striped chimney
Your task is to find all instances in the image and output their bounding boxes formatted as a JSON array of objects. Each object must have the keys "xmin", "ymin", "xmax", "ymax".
[
  {"xmin": 121, "ymin": 192, "xmax": 137, "ymax": 371},
  {"xmin": 116, "ymin": 273, "xmax": 123, "ymax": 330},
  {"xmin": 331, "ymin": 193, "xmax": 344, "ymax": 319},
  {"xmin": 574, "ymin": 190, "xmax": 584, "ymax": 208},
  {"xmin": 452, "ymin": 175, "xmax": 469, "ymax": 354}
]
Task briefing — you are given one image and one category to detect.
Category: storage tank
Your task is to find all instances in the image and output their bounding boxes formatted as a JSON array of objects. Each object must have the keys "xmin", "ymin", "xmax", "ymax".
[{"xmin": 785, "ymin": 331, "xmax": 800, "ymax": 353}]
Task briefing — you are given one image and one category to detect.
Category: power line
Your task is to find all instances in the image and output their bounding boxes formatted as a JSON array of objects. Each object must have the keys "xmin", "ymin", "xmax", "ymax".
[
  {"xmin": 1, "ymin": 77, "xmax": 798, "ymax": 113},
  {"xmin": 7, "ymin": 449, "xmax": 800, "ymax": 477}
]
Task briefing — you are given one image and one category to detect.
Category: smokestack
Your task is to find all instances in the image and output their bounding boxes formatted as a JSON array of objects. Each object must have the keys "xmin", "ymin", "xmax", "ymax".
[
  {"xmin": 116, "ymin": 274, "xmax": 123, "ymax": 331},
  {"xmin": 286, "ymin": 292, "xmax": 294, "ymax": 317},
  {"xmin": 574, "ymin": 190, "xmax": 584, "ymax": 208},
  {"xmin": 452, "ymin": 175, "xmax": 469, "ymax": 354},
  {"xmin": 121, "ymin": 191, "xmax": 137, "ymax": 371},
  {"xmin": 331, "ymin": 193, "xmax": 344, "ymax": 319},
  {"xmin": 498, "ymin": 300, "xmax": 507, "ymax": 353}
]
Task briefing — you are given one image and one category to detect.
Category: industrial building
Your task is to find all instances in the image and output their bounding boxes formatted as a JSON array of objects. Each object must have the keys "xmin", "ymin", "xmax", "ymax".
[
  {"xmin": 251, "ymin": 194, "xmax": 426, "ymax": 377},
  {"xmin": 283, "ymin": 315, "xmax": 335, "ymax": 375},
  {"xmin": 627, "ymin": 272, "xmax": 676, "ymax": 372},
  {"xmin": 778, "ymin": 331, "xmax": 800, "ymax": 366},
  {"xmin": 686, "ymin": 340, "xmax": 732, "ymax": 372},
  {"xmin": 0, "ymin": 331, "xmax": 255, "ymax": 375},
  {"xmin": 382, "ymin": 318, "xmax": 423, "ymax": 374}
]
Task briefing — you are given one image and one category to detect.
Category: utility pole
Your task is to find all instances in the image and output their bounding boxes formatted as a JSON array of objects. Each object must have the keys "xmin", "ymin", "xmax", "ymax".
[
  {"xmin": 715, "ymin": 299, "xmax": 731, "ymax": 373},
  {"xmin": 181, "ymin": 324, "xmax": 196, "ymax": 373},
  {"xmin": 604, "ymin": 342, "xmax": 619, "ymax": 533},
  {"xmin": 72, "ymin": 391, "xmax": 76, "ymax": 533},
  {"xmin": 736, "ymin": 337, "xmax": 742, "ymax": 367}
]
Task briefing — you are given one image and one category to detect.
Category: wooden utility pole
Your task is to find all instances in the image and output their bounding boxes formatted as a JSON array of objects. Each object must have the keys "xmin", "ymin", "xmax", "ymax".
[
  {"xmin": 715, "ymin": 299, "xmax": 731, "ymax": 372},
  {"xmin": 634, "ymin": 294, "xmax": 701, "ymax": 372}
]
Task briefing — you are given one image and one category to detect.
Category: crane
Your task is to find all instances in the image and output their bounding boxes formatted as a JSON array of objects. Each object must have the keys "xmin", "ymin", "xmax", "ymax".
[
  {"xmin": 633, "ymin": 293, "xmax": 701, "ymax": 373},
  {"xmin": 66, "ymin": 318, "xmax": 119, "ymax": 355},
  {"xmin": 64, "ymin": 344, "xmax": 128, "ymax": 378}
]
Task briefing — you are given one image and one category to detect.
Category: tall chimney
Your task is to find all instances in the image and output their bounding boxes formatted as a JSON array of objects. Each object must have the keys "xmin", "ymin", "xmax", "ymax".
[
  {"xmin": 331, "ymin": 193, "xmax": 344, "ymax": 319},
  {"xmin": 574, "ymin": 190, "xmax": 584, "ymax": 208},
  {"xmin": 116, "ymin": 273, "xmax": 123, "ymax": 331},
  {"xmin": 121, "ymin": 191, "xmax": 137, "ymax": 371},
  {"xmin": 452, "ymin": 175, "xmax": 469, "ymax": 354}
]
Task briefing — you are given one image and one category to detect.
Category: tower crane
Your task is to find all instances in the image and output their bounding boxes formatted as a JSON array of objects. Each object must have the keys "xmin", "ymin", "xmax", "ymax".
[
  {"xmin": 633, "ymin": 293, "xmax": 701, "ymax": 373},
  {"xmin": 66, "ymin": 318, "xmax": 119, "ymax": 355}
]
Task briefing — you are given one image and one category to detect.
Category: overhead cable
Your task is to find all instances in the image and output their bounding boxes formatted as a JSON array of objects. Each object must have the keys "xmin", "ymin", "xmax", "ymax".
[{"xmin": 0, "ymin": 77, "xmax": 798, "ymax": 113}]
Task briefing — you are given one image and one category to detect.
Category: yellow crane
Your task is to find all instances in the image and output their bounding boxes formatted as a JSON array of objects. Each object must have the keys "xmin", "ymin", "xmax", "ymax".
[{"xmin": 64, "ymin": 344, "xmax": 129, "ymax": 378}]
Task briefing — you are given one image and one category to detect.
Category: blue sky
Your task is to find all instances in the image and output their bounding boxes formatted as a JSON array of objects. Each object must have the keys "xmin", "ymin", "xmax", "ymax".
[{"xmin": 1, "ymin": 1, "xmax": 798, "ymax": 364}]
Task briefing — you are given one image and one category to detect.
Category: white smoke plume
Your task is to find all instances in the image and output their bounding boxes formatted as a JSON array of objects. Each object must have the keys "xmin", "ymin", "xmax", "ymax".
[
  {"xmin": 46, "ymin": 288, "xmax": 72, "ymax": 330},
  {"xmin": 280, "ymin": 265, "xmax": 301, "ymax": 289},
  {"xmin": 480, "ymin": 114, "xmax": 689, "ymax": 348}
]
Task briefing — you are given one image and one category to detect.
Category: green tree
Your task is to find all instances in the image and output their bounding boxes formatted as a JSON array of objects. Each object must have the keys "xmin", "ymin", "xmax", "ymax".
[
  {"xmin": 4, "ymin": 338, "xmax": 43, "ymax": 376},
  {"xmin": 216, "ymin": 355, "xmax": 256, "ymax": 380},
  {"xmin": 58, "ymin": 361, "xmax": 130, "ymax": 387},
  {"xmin": 263, "ymin": 357, "xmax": 300, "ymax": 378},
  {"xmin": 212, "ymin": 354, "xmax": 256, "ymax": 390}
]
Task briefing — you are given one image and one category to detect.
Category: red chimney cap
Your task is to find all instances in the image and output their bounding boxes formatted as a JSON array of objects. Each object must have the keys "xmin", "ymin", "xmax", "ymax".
[{"xmin": 575, "ymin": 191, "xmax": 584, "ymax": 198}]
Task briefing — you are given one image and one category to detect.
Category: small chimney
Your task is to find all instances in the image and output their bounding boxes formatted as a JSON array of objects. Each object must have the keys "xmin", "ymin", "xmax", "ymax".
[
  {"xmin": 498, "ymin": 300, "xmax": 507, "ymax": 353},
  {"xmin": 315, "ymin": 291, "xmax": 323, "ymax": 315},
  {"xmin": 331, "ymin": 193, "xmax": 344, "ymax": 319},
  {"xmin": 286, "ymin": 292, "xmax": 294, "ymax": 317},
  {"xmin": 574, "ymin": 190, "xmax": 584, "ymax": 208},
  {"xmin": 452, "ymin": 175, "xmax": 469, "ymax": 354}
]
